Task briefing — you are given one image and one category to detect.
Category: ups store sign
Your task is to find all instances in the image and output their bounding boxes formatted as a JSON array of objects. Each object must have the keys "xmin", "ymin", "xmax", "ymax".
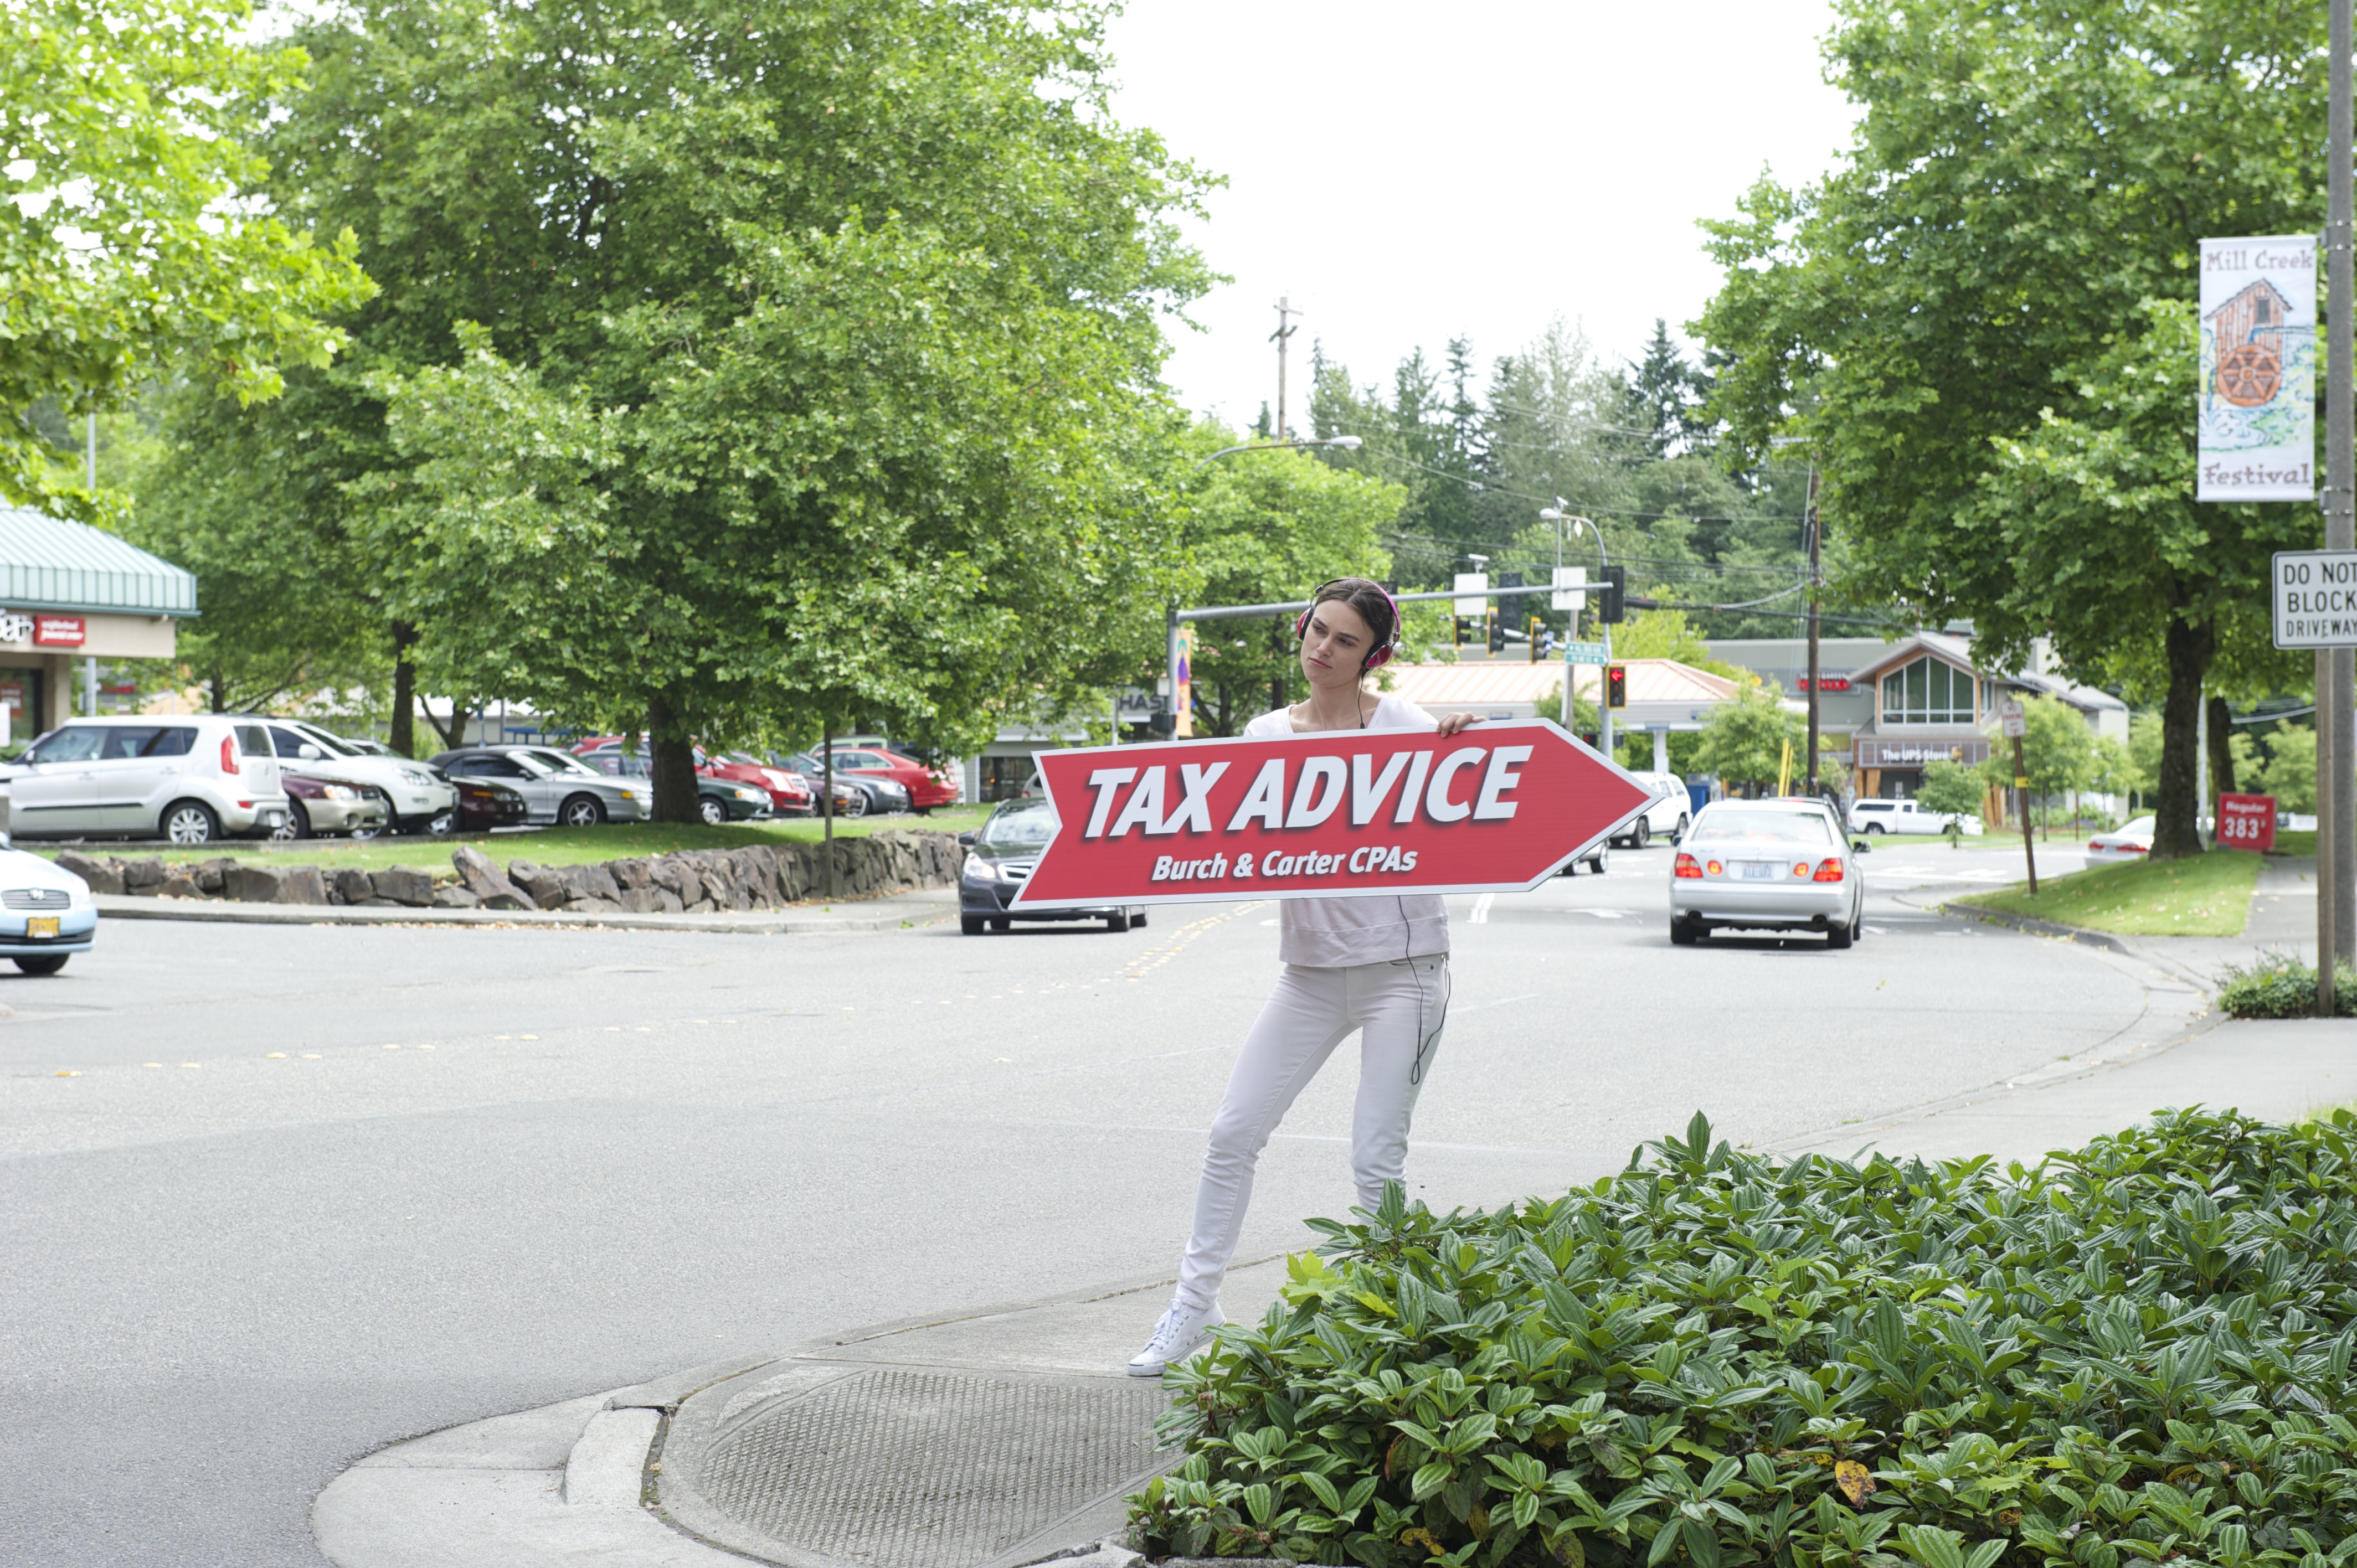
[{"xmin": 1855, "ymin": 738, "xmax": 1990, "ymax": 768}]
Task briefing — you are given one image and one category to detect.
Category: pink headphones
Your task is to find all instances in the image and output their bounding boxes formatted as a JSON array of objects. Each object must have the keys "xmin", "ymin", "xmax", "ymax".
[{"xmin": 1295, "ymin": 579, "xmax": 1401, "ymax": 672}]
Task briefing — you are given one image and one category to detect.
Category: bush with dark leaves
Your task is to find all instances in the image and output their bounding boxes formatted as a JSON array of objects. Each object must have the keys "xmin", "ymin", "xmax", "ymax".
[{"xmin": 1130, "ymin": 1110, "xmax": 2357, "ymax": 1568}]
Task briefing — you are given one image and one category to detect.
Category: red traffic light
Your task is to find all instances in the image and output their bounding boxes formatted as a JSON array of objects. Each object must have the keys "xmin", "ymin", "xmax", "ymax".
[{"xmin": 1604, "ymin": 664, "xmax": 1627, "ymax": 709}]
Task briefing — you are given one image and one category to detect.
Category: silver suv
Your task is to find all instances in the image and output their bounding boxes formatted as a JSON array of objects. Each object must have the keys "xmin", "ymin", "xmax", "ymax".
[
  {"xmin": 8, "ymin": 715, "xmax": 289, "ymax": 842},
  {"xmin": 249, "ymin": 718, "xmax": 457, "ymax": 837}
]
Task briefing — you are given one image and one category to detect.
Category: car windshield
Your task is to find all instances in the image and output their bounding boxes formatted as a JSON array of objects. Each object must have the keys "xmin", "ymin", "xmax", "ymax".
[
  {"xmin": 978, "ymin": 804, "xmax": 1058, "ymax": 854},
  {"xmin": 1696, "ymin": 809, "xmax": 1834, "ymax": 844},
  {"xmin": 2115, "ymin": 816, "xmax": 2156, "ymax": 837},
  {"xmin": 522, "ymin": 748, "xmax": 602, "ymax": 777},
  {"xmin": 293, "ymin": 723, "xmax": 362, "ymax": 757}
]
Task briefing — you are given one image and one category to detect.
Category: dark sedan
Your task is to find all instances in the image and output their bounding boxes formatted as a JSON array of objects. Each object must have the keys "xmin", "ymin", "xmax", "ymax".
[
  {"xmin": 959, "ymin": 797, "xmax": 1145, "ymax": 935},
  {"xmin": 449, "ymin": 775, "xmax": 531, "ymax": 832}
]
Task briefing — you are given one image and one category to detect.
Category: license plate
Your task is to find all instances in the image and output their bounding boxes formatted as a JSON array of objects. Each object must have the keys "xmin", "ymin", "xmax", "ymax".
[
  {"xmin": 1740, "ymin": 862, "xmax": 1777, "ymax": 880},
  {"xmin": 27, "ymin": 916, "xmax": 59, "ymax": 938}
]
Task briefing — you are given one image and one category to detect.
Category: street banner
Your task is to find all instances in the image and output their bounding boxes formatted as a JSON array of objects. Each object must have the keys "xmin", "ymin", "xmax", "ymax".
[
  {"xmin": 2198, "ymin": 236, "xmax": 2316, "ymax": 502},
  {"xmin": 2216, "ymin": 792, "xmax": 2278, "ymax": 853},
  {"xmin": 1010, "ymin": 720, "xmax": 1655, "ymax": 910},
  {"xmin": 1173, "ymin": 624, "xmax": 1195, "ymax": 739}
]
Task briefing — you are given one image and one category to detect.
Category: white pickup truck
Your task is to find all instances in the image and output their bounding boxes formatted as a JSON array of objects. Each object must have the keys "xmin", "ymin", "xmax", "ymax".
[{"xmin": 1846, "ymin": 797, "xmax": 1984, "ymax": 836}]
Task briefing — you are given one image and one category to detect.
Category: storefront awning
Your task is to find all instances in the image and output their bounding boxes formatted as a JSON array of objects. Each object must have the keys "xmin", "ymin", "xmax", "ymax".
[{"xmin": 0, "ymin": 506, "xmax": 197, "ymax": 616}]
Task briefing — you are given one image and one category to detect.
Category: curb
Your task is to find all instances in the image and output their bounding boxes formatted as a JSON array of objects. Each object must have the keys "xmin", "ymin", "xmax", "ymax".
[
  {"xmin": 94, "ymin": 890, "xmax": 957, "ymax": 936},
  {"xmin": 1937, "ymin": 900, "xmax": 2134, "ymax": 953}
]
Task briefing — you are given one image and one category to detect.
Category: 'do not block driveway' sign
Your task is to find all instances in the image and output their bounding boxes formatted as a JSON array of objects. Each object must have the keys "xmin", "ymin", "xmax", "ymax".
[{"xmin": 1009, "ymin": 719, "xmax": 1656, "ymax": 910}]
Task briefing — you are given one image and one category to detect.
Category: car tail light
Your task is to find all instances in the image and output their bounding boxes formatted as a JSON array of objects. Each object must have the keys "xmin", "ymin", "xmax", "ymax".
[
  {"xmin": 1674, "ymin": 852, "xmax": 1702, "ymax": 879},
  {"xmin": 220, "ymin": 735, "xmax": 239, "ymax": 774},
  {"xmin": 1813, "ymin": 858, "xmax": 1845, "ymax": 882}
]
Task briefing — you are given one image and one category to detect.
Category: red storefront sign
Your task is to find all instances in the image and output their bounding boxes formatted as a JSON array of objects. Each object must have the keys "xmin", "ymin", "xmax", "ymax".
[
  {"xmin": 2217, "ymin": 792, "xmax": 2277, "ymax": 852},
  {"xmin": 1797, "ymin": 676, "xmax": 1851, "ymax": 692},
  {"xmin": 33, "ymin": 615, "xmax": 85, "ymax": 647},
  {"xmin": 1011, "ymin": 720, "xmax": 1654, "ymax": 909}
]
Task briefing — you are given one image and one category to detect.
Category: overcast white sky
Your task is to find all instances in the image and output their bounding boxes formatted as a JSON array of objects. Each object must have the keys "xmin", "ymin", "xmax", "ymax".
[{"xmin": 1100, "ymin": 0, "xmax": 1861, "ymax": 427}]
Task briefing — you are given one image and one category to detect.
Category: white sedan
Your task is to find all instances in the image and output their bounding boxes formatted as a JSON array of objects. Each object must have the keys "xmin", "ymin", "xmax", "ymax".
[
  {"xmin": 0, "ymin": 845, "xmax": 96, "ymax": 975},
  {"xmin": 2085, "ymin": 815, "xmax": 2154, "ymax": 863},
  {"xmin": 1670, "ymin": 798, "xmax": 1866, "ymax": 948}
]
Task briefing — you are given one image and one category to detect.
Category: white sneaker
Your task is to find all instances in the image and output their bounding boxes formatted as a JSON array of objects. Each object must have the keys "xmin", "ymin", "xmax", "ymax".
[{"xmin": 1127, "ymin": 1300, "xmax": 1224, "ymax": 1377}]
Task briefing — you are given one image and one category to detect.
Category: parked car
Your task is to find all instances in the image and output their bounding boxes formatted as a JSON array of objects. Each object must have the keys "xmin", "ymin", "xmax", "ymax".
[
  {"xmin": 1612, "ymin": 770, "xmax": 1692, "ymax": 848},
  {"xmin": 4, "ymin": 716, "xmax": 288, "ymax": 843},
  {"xmin": 0, "ymin": 842, "xmax": 96, "ymax": 974},
  {"xmin": 447, "ymin": 775, "xmax": 531, "ymax": 832},
  {"xmin": 958, "ymin": 797, "xmax": 1145, "ymax": 934},
  {"xmin": 1670, "ymin": 798, "xmax": 1870, "ymax": 948},
  {"xmin": 781, "ymin": 751, "xmax": 905, "ymax": 814},
  {"xmin": 273, "ymin": 775, "xmax": 392, "ymax": 839},
  {"xmin": 251, "ymin": 718, "xmax": 456, "ymax": 837},
  {"xmin": 2085, "ymin": 814, "xmax": 2155, "ymax": 863},
  {"xmin": 1847, "ymin": 797, "xmax": 1984, "ymax": 837},
  {"xmin": 829, "ymin": 745, "xmax": 958, "ymax": 813},
  {"xmin": 568, "ymin": 746, "xmax": 780, "ymax": 822},
  {"xmin": 570, "ymin": 735, "xmax": 820, "ymax": 811},
  {"xmin": 425, "ymin": 745, "xmax": 650, "ymax": 826}
]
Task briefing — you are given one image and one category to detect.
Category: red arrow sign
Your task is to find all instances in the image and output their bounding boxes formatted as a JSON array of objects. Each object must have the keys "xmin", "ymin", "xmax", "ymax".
[{"xmin": 1010, "ymin": 719, "xmax": 1655, "ymax": 909}]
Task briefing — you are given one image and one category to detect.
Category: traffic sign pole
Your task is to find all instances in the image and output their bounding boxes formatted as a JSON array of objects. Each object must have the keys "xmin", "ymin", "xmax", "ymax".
[
  {"xmin": 2330, "ymin": 0, "xmax": 2354, "ymax": 1009},
  {"xmin": 2000, "ymin": 700, "xmax": 2036, "ymax": 895}
]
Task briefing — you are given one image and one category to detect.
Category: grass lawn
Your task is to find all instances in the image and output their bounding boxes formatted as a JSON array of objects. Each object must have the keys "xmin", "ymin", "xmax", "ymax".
[
  {"xmin": 2277, "ymin": 829, "xmax": 2317, "ymax": 857},
  {"xmin": 1952, "ymin": 847, "xmax": 2263, "ymax": 936},
  {"xmin": 25, "ymin": 806, "xmax": 991, "ymax": 876}
]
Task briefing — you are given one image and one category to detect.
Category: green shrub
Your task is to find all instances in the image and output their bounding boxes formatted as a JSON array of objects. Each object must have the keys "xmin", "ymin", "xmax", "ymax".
[
  {"xmin": 2216, "ymin": 956, "xmax": 2357, "ymax": 1019},
  {"xmin": 1131, "ymin": 1110, "xmax": 2357, "ymax": 1568}
]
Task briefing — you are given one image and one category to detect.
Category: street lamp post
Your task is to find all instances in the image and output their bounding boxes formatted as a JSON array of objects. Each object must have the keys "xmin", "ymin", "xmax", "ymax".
[{"xmin": 1168, "ymin": 436, "xmax": 1366, "ymax": 738}]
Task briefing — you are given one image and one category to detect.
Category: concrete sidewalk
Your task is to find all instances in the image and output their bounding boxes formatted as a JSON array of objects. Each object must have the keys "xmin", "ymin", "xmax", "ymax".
[
  {"xmin": 94, "ymin": 886, "xmax": 959, "ymax": 936},
  {"xmin": 310, "ymin": 924, "xmax": 2357, "ymax": 1568}
]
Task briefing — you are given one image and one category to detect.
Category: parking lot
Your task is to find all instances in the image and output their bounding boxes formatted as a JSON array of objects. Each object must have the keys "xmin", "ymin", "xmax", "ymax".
[{"xmin": 2, "ymin": 837, "xmax": 2152, "ymax": 1566}]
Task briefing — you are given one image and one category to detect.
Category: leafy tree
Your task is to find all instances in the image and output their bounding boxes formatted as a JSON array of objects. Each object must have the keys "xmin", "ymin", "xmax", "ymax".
[
  {"xmin": 2123, "ymin": 712, "xmax": 2165, "ymax": 809},
  {"xmin": 1698, "ymin": 0, "xmax": 2320, "ymax": 861},
  {"xmin": 1609, "ymin": 604, "xmax": 1741, "ymax": 675},
  {"xmin": 1916, "ymin": 759, "xmax": 1985, "ymax": 848},
  {"xmin": 1176, "ymin": 435, "xmax": 1403, "ymax": 736},
  {"xmin": 184, "ymin": 0, "xmax": 1211, "ymax": 816},
  {"xmin": 1, "ymin": 0, "xmax": 371, "ymax": 517},
  {"xmin": 1692, "ymin": 679, "xmax": 1812, "ymax": 791},
  {"xmin": 1623, "ymin": 319, "xmax": 1715, "ymax": 458},
  {"xmin": 1980, "ymin": 694, "xmax": 2096, "ymax": 839},
  {"xmin": 2255, "ymin": 723, "xmax": 2318, "ymax": 813}
]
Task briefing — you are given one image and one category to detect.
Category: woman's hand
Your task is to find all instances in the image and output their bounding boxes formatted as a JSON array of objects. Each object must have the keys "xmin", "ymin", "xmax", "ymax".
[{"xmin": 1435, "ymin": 711, "xmax": 1481, "ymax": 737}]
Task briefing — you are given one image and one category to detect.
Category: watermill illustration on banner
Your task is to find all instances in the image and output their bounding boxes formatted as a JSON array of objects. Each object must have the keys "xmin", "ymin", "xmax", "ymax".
[{"xmin": 2207, "ymin": 279, "xmax": 2292, "ymax": 408}]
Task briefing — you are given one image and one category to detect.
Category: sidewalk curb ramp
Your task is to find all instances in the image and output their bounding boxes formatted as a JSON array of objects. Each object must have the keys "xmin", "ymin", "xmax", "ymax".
[{"xmin": 311, "ymin": 1259, "xmax": 1297, "ymax": 1568}]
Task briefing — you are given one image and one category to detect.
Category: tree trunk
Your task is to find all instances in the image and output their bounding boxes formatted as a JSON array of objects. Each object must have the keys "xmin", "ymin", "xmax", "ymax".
[
  {"xmin": 645, "ymin": 692, "xmax": 701, "ymax": 823},
  {"xmin": 2206, "ymin": 694, "xmax": 2237, "ymax": 796},
  {"xmin": 423, "ymin": 702, "xmax": 469, "ymax": 750},
  {"xmin": 389, "ymin": 623, "xmax": 419, "ymax": 758},
  {"xmin": 2153, "ymin": 616, "xmax": 2215, "ymax": 860}
]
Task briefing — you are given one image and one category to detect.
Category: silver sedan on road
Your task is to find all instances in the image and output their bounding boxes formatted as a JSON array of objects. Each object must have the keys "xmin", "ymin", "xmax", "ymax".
[{"xmin": 1669, "ymin": 798, "xmax": 1869, "ymax": 948}]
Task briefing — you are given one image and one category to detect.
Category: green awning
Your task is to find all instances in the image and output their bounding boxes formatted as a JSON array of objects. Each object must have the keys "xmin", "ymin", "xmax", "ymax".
[{"xmin": 0, "ymin": 506, "xmax": 198, "ymax": 616}]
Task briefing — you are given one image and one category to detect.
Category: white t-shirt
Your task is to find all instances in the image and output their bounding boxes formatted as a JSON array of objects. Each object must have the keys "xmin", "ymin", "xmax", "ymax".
[{"xmin": 1242, "ymin": 695, "xmax": 1450, "ymax": 967}]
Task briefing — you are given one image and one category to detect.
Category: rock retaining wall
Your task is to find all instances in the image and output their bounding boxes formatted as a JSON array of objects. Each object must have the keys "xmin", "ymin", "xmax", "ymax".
[{"xmin": 54, "ymin": 831, "xmax": 965, "ymax": 914}]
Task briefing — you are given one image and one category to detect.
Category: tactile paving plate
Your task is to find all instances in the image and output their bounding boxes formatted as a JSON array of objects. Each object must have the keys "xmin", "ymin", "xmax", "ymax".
[{"xmin": 694, "ymin": 1368, "xmax": 1174, "ymax": 1568}]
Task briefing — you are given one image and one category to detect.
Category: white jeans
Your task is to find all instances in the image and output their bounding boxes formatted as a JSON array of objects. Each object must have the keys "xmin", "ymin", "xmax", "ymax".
[{"xmin": 1175, "ymin": 955, "xmax": 1450, "ymax": 1311}]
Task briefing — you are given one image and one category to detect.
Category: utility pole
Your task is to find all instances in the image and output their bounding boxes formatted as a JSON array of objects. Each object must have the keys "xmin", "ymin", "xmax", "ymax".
[
  {"xmin": 2327, "ymin": 0, "xmax": 2354, "ymax": 1013},
  {"xmin": 1803, "ymin": 463, "xmax": 1821, "ymax": 798},
  {"xmin": 1270, "ymin": 296, "xmax": 1301, "ymax": 440},
  {"xmin": 85, "ymin": 412, "xmax": 95, "ymax": 490}
]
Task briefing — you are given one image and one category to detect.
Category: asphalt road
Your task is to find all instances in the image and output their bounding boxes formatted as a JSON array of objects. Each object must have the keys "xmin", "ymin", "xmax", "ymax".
[{"xmin": 1, "ymin": 839, "xmax": 2149, "ymax": 1566}]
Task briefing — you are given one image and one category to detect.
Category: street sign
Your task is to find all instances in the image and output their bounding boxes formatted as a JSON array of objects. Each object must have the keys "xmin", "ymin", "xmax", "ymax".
[
  {"xmin": 1998, "ymin": 698, "xmax": 2026, "ymax": 737},
  {"xmin": 1561, "ymin": 641, "xmax": 1609, "ymax": 665},
  {"xmin": 1009, "ymin": 720, "xmax": 1653, "ymax": 909},
  {"xmin": 2217, "ymin": 792, "xmax": 2278, "ymax": 852},
  {"xmin": 1551, "ymin": 565, "xmax": 1587, "ymax": 612},
  {"xmin": 2272, "ymin": 549, "xmax": 2357, "ymax": 648},
  {"xmin": 1453, "ymin": 571, "xmax": 1490, "ymax": 616}
]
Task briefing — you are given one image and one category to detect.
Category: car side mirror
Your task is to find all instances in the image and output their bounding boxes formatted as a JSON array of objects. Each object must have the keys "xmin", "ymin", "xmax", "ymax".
[
  {"xmin": 958, "ymin": 831, "xmax": 977, "ymax": 846},
  {"xmin": 1851, "ymin": 838, "xmax": 1872, "ymax": 854},
  {"xmin": 298, "ymin": 744, "xmax": 322, "ymax": 760}
]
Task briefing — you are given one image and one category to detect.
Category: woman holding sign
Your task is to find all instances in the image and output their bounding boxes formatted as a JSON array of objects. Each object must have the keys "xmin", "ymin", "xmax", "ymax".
[{"xmin": 1130, "ymin": 577, "xmax": 1481, "ymax": 1376}]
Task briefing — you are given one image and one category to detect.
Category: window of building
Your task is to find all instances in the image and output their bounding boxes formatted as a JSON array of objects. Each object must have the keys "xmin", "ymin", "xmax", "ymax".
[{"xmin": 1880, "ymin": 656, "xmax": 1976, "ymax": 724}]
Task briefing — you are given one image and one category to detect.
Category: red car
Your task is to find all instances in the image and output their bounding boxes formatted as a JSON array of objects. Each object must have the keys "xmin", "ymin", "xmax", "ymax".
[
  {"xmin": 829, "ymin": 746, "xmax": 959, "ymax": 813},
  {"xmin": 568, "ymin": 738, "xmax": 815, "ymax": 815}
]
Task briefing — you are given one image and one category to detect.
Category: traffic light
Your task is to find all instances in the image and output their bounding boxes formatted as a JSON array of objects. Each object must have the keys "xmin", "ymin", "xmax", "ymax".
[
  {"xmin": 1527, "ymin": 616, "xmax": 1544, "ymax": 662},
  {"xmin": 1487, "ymin": 614, "xmax": 1505, "ymax": 654},
  {"xmin": 1598, "ymin": 565, "xmax": 1626, "ymax": 625},
  {"xmin": 1605, "ymin": 664, "xmax": 1628, "ymax": 709},
  {"xmin": 1453, "ymin": 616, "xmax": 1470, "ymax": 649}
]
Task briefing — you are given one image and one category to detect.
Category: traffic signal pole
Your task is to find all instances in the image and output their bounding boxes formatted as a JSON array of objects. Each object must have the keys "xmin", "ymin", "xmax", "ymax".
[
  {"xmin": 2327, "ymin": 0, "xmax": 2354, "ymax": 1014},
  {"xmin": 1803, "ymin": 463, "xmax": 1821, "ymax": 798}
]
